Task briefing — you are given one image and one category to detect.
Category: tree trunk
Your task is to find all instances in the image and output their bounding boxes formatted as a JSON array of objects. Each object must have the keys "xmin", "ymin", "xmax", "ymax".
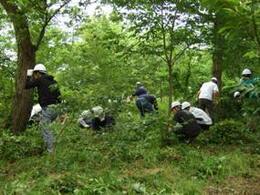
[
  {"xmin": 212, "ymin": 16, "xmax": 224, "ymax": 89},
  {"xmin": 12, "ymin": 39, "xmax": 35, "ymax": 133},
  {"xmin": 184, "ymin": 57, "xmax": 192, "ymax": 97},
  {"xmin": 168, "ymin": 62, "xmax": 173, "ymax": 116},
  {"xmin": 0, "ymin": 0, "xmax": 35, "ymax": 133}
]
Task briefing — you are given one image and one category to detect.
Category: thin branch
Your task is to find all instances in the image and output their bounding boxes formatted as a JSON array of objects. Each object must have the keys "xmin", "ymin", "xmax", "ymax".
[
  {"xmin": 175, "ymin": 45, "xmax": 189, "ymax": 62},
  {"xmin": 159, "ymin": 55, "xmax": 168, "ymax": 63},
  {"xmin": 160, "ymin": 3, "xmax": 169, "ymax": 64},
  {"xmin": 0, "ymin": 56, "xmax": 15, "ymax": 77},
  {"xmin": 35, "ymin": 0, "xmax": 72, "ymax": 50},
  {"xmin": 0, "ymin": 65, "xmax": 15, "ymax": 77}
]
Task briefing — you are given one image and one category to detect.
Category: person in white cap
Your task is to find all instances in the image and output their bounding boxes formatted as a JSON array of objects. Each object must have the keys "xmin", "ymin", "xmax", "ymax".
[
  {"xmin": 171, "ymin": 101, "xmax": 201, "ymax": 143},
  {"xmin": 197, "ymin": 77, "xmax": 219, "ymax": 118},
  {"xmin": 233, "ymin": 91, "xmax": 241, "ymax": 98},
  {"xmin": 182, "ymin": 101, "xmax": 212, "ymax": 130},
  {"xmin": 240, "ymin": 68, "xmax": 260, "ymax": 87},
  {"xmin": 240, "ymin": 68, "xmax": 252, "ymax": 84},
  {"xmin": 235, "ymin": 68, "xmax": 259, "ymax": 99},
  {"xmin": 25, "ymin": 63, "xmax": 61, "ymax": 153}
]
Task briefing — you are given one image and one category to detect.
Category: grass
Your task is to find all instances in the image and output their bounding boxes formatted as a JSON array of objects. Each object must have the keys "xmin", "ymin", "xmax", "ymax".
[{"xmin": 0, "ymin": 107, "xmax": 259, "ymax": 194}]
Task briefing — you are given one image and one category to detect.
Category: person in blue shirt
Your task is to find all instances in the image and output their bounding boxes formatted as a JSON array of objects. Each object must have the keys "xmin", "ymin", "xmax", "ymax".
[
  {"xmin": 132, "ymin": 82, "xmax": 148, "ymax": 97},
  {"xmin": 132, "ymin": 82, "xmax": 158, "ymax": 117}
]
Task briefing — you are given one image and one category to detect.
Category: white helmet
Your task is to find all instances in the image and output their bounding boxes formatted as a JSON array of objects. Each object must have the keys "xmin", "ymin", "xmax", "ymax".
[
  {"xmin": 242, "ymin": 68, "xmax": 251, "ymax": 76},
  {"xmin": 182, "ymin": 101, "xmax": 191, "ymax": 110},
  {"xmin": 233, "ymin": 91, "xmax": 241, "ymax": 98},
  {"xmin": 171, "ymin": 101, "xmax": 181, "ymax": 109},
  {"xmin": 33, "ymin": 64, "xmax": 47, "ymax": 73},
  {"xmin": 211, "ymin": 77, "xmax": 218, "ymax": 83},
  {"xmin": 136, "ymin": 81, "xmax": 142, "ymax": 86}
]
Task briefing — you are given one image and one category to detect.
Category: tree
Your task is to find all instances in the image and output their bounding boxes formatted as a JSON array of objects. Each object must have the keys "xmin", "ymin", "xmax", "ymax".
[
  {"xmin": 0, "ymin": 0, "xmax": 75, "ymax": 133},
  {"xmin": 106, "ymin": 0, "xmax": 200, "ymax": 114},
  {"xmin": 200, "ymin": 0, "xmax": 260, "ymax": 85}
]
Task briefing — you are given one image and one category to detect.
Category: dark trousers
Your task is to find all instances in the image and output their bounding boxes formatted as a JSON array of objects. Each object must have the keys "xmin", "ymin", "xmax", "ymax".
[
  {"xmin": 199, "ymin": 124, "xmax": 210, "ymax": 131},
  {"xmin": 199, "ymin": 98, "xmax": 213, "ymax": 118}
]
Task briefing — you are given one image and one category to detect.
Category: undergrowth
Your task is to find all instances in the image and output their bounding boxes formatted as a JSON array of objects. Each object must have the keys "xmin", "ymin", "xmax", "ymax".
[{"xmin": 0, "ymin": 106, "xmax": 259, "ymax": 194}]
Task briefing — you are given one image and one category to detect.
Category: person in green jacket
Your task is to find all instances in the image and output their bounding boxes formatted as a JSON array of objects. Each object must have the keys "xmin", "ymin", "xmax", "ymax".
[{"xmin": 237, "ymin": 68, "xmax": 259, "ymax": 99}]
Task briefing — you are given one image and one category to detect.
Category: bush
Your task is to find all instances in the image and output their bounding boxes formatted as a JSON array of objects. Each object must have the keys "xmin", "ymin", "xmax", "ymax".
[
  {"xmin": 0, "ymin": 128, "xmax": 43, "ymax": 161},
  {"xmin": 203, "ymin": 119, "xmax": 255, "ymax": 145}
]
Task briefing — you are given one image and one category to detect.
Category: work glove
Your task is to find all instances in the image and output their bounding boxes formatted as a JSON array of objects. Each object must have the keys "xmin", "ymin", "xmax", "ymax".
[
  {"xmin": 173, "ymin": 123, "xmax": 183, "ymax": 132},
  {"xmin": 27, "ymin": 69, "xmax": 33, "ymax": 76}
]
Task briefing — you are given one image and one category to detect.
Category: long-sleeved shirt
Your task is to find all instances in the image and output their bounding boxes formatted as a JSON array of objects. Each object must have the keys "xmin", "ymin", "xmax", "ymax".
[
  {"xmin": 189, "ymin": 107, "xmax": 212, "ymax": 125},
  {"xmin": 25, "ymin": 74, "xmax": 61, "ymax": 107},
  {"xmin": 174, "ymin": 110, "xmax": 201, "ymax": 139},
  {"xmin": 132, "ymin": 86, "xmax": 148, "ymax": 97}
]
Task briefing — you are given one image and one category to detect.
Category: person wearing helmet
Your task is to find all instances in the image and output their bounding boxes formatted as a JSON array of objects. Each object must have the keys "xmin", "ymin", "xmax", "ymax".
[
  {"xmin": 236, "ymin": 68, "xmax": 260, "ymax": 99},
  {"xmin": 197, "ymin": 77, "xmax": 219, "ymax": 118},
  {"xmin": 171, "ymin": 101, "xmax": 201, "ymax": 143},
  {"xmin": 135, "ymin": 94, "xmax": 158, "ymax": 117},
  {"xmin": 233, "ymin": 91, "xmax": 241, "ymax": 98},
  {"xmin": 182, "ymin": 101, "xmax": 212, "ymax": 130},
  {"xmin": 132, "ymin": 82, "xmax": 148, "ymax": 97},
  {"xmin": 25, "ymin": 64, "xmax": 61, "ymax": 153},
  {"xmin": 240, "ymin": 68, "xmax": 260, "ymax": 86},
  {"xmin": 240, "ymin": 68, "xmax": 252, "ymax": 84},
  {"xmin": 91, "ymin": 106, "xmax": 115, "ymax": 131},
  {"xmin": 131, "ymin": 82, "xmax": 157, "ymax": 117}
]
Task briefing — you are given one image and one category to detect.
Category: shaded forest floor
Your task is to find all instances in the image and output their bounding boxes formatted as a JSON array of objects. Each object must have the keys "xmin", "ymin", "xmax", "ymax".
[{"xmin": 0, "ymin": 112, "xmax": 259, "ymax": 194}]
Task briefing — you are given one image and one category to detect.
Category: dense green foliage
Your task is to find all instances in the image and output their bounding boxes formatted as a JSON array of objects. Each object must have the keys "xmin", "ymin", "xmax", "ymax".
[
  {"xmin": 0, "ymin": 102, "xmax": 259, "ymax": 193},
  {"xmin": 0, "ymin": 0, "xmax": 259, "ymax": 193}
]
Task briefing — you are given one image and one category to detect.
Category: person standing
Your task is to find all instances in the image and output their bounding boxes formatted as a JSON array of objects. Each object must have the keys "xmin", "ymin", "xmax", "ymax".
[
  {"xmin": 239, "ymin": 68, "xmax": 259, "ymax": 99},
  {"xmin": 25, "ymin": 64, "xmax": 61, "ymax": 153},
  {"xmin": 197, "ymin": 77, "xmax": 219, "ymax": 118},
  {"xmin": 240, "ymin": 68, "xmax": 255, "ymax": 86}
]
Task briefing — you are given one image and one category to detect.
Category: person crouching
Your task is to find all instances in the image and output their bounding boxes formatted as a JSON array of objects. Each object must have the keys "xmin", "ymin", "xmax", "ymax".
[
  {"xmin": 182, "ymin": 101, "xmax": 212, "ymax": 130},
  {"xmin": 171, "ymin": 101, "xmax": 201, "ymax": 143}
]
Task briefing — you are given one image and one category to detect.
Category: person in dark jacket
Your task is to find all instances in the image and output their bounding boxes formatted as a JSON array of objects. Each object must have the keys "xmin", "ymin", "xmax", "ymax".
[
  {"xmin": 171, "ymin": 101, "xmax": 201, "ymax": 143},
  {"xmin": 132, "ymin": 82, "xmax": 148, "ymax": 97},
  {"xmin": 91, "ymin": 106, "xmax": 115, "ymax": 131},
  {"xmin": 135, "ymin": 94, "xmax": 158, "ymax": 117},
  {"xmin": 132, "ymin": 82, "xmax": 158, "ymax": 117},
  {"xmin": 25, "ymin": 64, "xmax": 61, "ymax": 153}
]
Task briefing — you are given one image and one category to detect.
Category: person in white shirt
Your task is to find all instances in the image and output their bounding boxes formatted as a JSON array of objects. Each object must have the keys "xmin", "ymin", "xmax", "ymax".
[
  {"xmin": 182, "ymin": 101, "xmax": 213, "ymax": 130},
  {"xmin": 197, "ymin": 77, "xmax": 219, "ymax": 118}
]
